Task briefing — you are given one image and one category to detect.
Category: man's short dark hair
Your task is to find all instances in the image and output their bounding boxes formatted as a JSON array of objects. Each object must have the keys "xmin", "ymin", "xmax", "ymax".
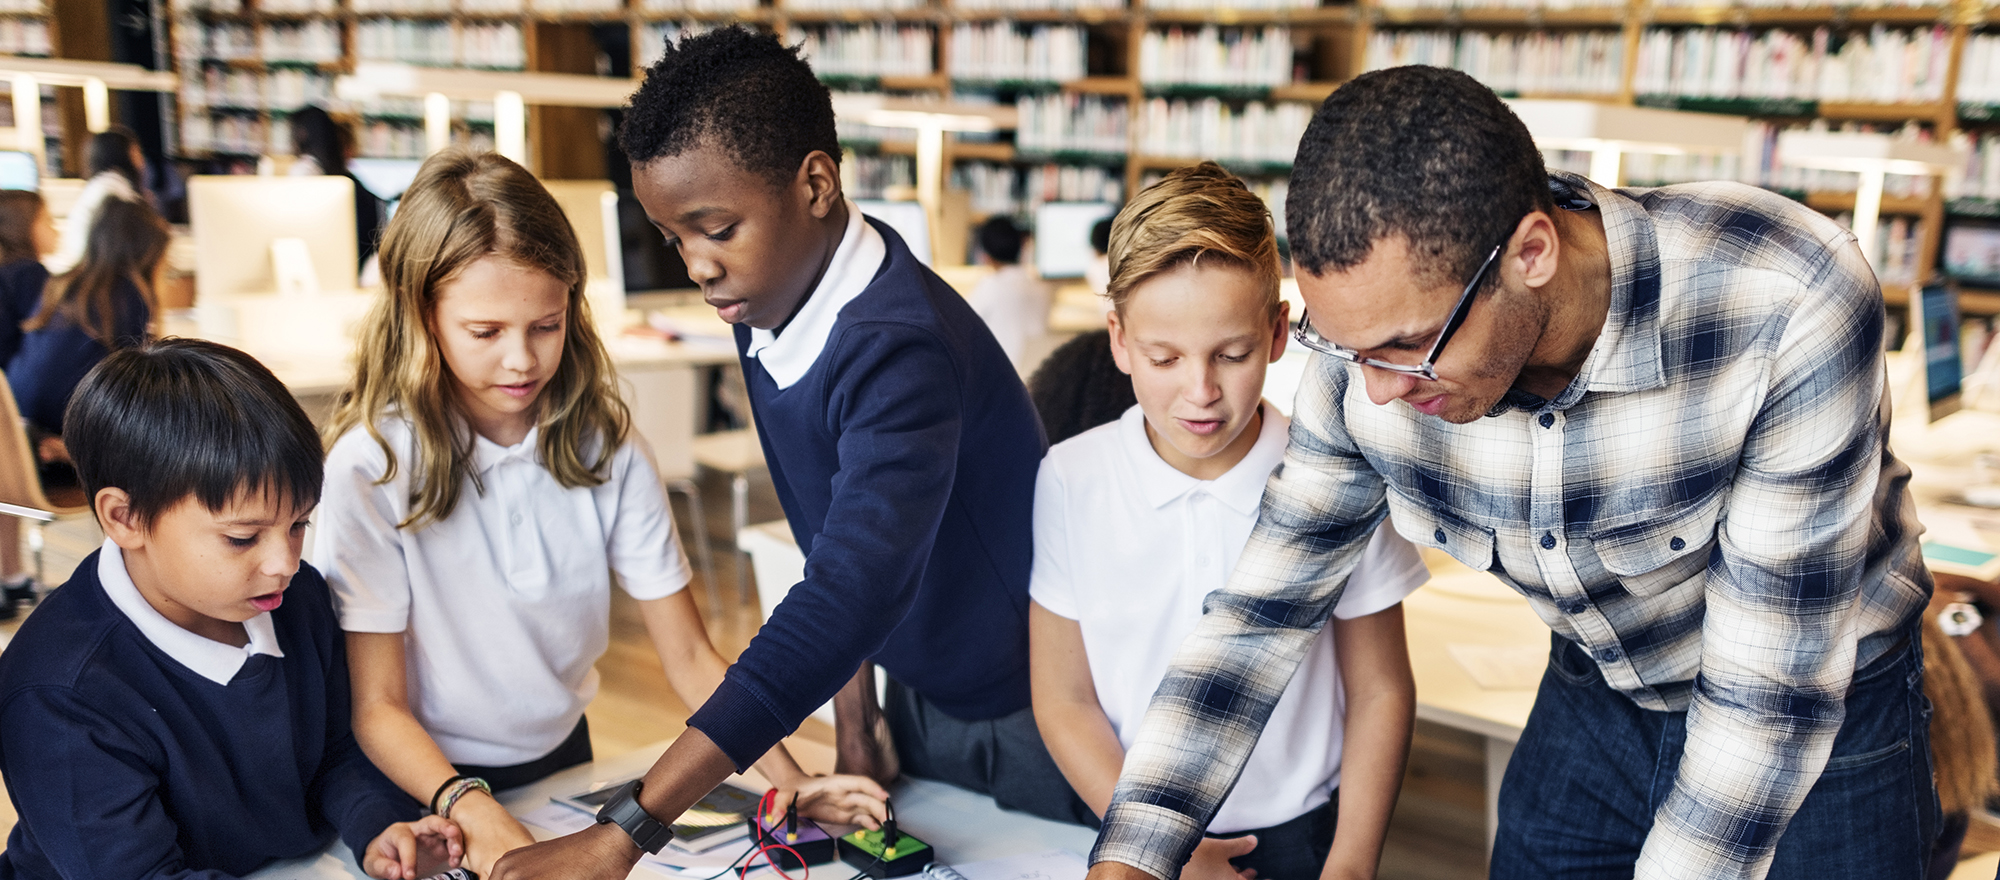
[
  {"xmin": 66, "ymin": 338, "xmax": 322, "ymax": 529},
  {"xmin": 1286, "ymin": 66, "xmax": 1553, "ymax": 286},
  {"xmin": 619, "ymin": 25, "xmax": 841, "ymax": 187},
  {"xmin": 979, "ymin": 216, "xmax": 1025, "ymax": 265}
]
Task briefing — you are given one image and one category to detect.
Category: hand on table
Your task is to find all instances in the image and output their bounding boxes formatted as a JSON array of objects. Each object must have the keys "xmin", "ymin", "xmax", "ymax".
[
  {"xmin": 363, "ymin": 814, "xmax": 463, "ymax": 880},
  {"xmin": 490, "ymin": 821, "xmax": 642, "ymax": 880},
  {"xmin": 769, "ymin": 773, "xmax": 892, "ymax": 830}
]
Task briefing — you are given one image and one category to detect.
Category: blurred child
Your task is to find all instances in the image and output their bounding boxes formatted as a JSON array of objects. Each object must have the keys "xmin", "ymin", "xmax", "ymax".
[
  {"xmin": 47, "ymin": 126, "xmax": 147, "ymax": 275},
  {"xmin": 0, "ymin": 188, "xmax": 58, "ymax": 614},
  {"xmin": 966, "ymin": 215, "xmax": 1053, "ymax": 373},
  {"xmin": 316, "ymin": 149, "xmax": 886, "ymax": 875},
  {"xmin": 0, "ymin": 338, "xmax": 458, "ymax": 879},
  {"xmin": 9, "ymin": 197, "xmax": 163, "ymax": 456},
  {"xmin": 1030, "ymin": 163, "xmax": 1428, "ymax": 880}
]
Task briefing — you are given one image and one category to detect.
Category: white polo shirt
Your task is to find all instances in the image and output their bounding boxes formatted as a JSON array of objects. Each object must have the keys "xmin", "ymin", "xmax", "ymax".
[
  {"xmin": 1030, "ymin": 404, "xmax": 1428, "ymax": 833},
  {"xmin": 317, "ymin": 417, "xmax": 692, "ymax": 766}
]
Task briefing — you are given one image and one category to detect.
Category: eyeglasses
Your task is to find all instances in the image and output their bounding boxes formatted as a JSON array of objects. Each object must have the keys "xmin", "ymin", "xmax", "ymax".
[{"xmin": 1292, "ymin": 240, "xmax": 1505, "ymax": 383}]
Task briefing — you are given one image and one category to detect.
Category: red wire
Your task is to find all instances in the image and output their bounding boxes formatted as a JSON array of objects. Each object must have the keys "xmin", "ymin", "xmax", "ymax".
[{"xmin": 744, "ymin": 788, "xmax": 809, "ymax": 880}]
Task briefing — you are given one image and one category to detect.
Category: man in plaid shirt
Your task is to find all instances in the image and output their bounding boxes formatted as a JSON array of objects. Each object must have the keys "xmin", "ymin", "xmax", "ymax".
[{"xmin": 1083, "ymin": 67, "xmax": 1938, "ymax": 880}]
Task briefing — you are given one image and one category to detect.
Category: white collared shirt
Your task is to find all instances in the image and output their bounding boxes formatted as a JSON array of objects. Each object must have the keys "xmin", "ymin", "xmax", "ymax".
[
  {"xmin": 965, "ymin": 264, "xmax": 1052, "ymax": 373},
  {"xmin": 1030, "ymin": 404, "xmax": 1428, "ymax": 832},
  {"xmin": 317, "ymin": 418, "xmax": 692, "ymax": 766},
  {"xmin": 745, "ymin": 200, "xmax": 887, "ymax": 390},
  {"xmin": 97, "ymin": 539, "xmax": 285, "ymax": 686}
]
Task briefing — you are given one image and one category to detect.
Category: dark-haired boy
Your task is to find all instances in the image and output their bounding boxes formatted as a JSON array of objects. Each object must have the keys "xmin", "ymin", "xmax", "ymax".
[
  {"xmin": 966, "ymin": 215, "xmax": 1052, "ymax": 373},
  {"xmin": 0, "ymin": 338, "xmax": 460, "ymax": 880},
  {"xmin": 493, "ymin": 26, "xmax": 1087, "ymax": 877}
]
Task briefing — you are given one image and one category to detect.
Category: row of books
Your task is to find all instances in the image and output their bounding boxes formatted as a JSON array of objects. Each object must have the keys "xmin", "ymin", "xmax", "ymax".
[
  {"xmin": 950, "ymin": 23, "xmax": 1088, "ymax": 85},
  {"xmin": 1632, "ymin": 25, "xmax": 1950, "ymax": 105},
  {"xmin": 639, "ymin": 21, "xmax": 722, "ymax": 67},
  {"xmin": 792, "ymin": 24, "xmax": 936, "ymax": 78},
  {"xmin": 176, "ymin": 21, "xmax": 257, "ymax": 62},
  {"xmin": 354, "ymin": 19, "xmax": 526, "ymax": 69},
  {"xmin": 1948, "ymin": 132, "xmax": 2000, "ymax": 202},
  {"xmin": 0, "ymin": 18, "xmax": 46, "ymax": 57},
  {"xmin": 1958, "ymin": 35, "xmax": 2000, "ymax": 107},
  {"xmin": 955, "ymin": 161, "xmax": 1124, "ymax": 215},
  {"xmin": 1138, "ymin": 26, "xmax": 1295, "ymax": 88},
  {"xmin": 358, "ymin": 118, "xmax": 494, "ymax": 159},
  {"xmin": 179, "ymin": 112, "xmax": 281, "ymax": 157},
  {"xmin": 845, "ymin": 152, "xmax": 917, "ymax": 199},
  {"xmin": 1135, "ymin": 97, "xmax": 1311, "ymax": 165},
  {"xmin": 1365, "ymin": 29, "xmax": 1625, "ymax": 97},
  {"xmin": 1376, "ymin": 0, "xmax": 1941, "ymax": 8},
  {"xmin": 1016, "ymin": 94, "xmax": 1129, "ymax": 155},
  {"xmin": 254, "ymin": 0, "xmax": 340, "ymax": 11},
  {"xmin": 180, "ymin": 67, "xmax": 336, "ymax": 113}
]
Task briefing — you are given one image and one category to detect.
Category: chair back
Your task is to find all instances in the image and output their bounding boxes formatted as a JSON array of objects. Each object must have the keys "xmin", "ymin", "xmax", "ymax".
[{"xmin": 0, "ymin": 376, "xmax": 76, "ymax": 514}]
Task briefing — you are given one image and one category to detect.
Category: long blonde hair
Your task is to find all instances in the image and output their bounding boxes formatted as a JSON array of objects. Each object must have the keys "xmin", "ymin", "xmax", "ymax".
[{"xmin": 325, "ymin": 150, "xmax": 629, "ymax": 529}]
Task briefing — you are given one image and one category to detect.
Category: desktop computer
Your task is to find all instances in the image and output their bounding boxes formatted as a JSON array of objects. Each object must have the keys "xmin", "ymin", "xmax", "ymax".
[
  {"xmin": 1034, "ymin": 202, "xmax": 1116, "ymax": 279},
  {"xmin": 188, "ymin": 175, "xmax": 358, "ymax": 301}
]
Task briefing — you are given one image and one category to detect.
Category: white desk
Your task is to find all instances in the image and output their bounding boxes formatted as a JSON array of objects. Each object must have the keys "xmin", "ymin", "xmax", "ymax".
[{"xmin": 247, "ymin": 738, "xmax": 1097, "ymax": 879}]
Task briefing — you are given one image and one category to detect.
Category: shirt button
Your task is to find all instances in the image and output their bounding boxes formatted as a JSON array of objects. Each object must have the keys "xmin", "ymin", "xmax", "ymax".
[
  {"xmin": 511, "ymin": 513, "xmax": 523, "ymax": 526},
  {"xmin": 1540, "ymin": 532, "xmax": 1557, "ymax": 550},
  {"xmin": 1598, "ymin": 647, "xmax": 1622, "ymax": 663},
  {"xmin": 1539, "ymin": 413, "xmax": 1555, "ymax": 428},
  {"xmin": 1434, "ymin": 529, "xmax": 1447, "ymax": 544},
  {"xmin": 1197, "ymin": 555, "xmax": 1211, "ymax": 566},
  {"xmin": 1669, "ymin": 536, "xmax": 1686, "ymax": 551},
  {"xmin": 1561, "ymin": 599, "xmax": 1587, "ymax": 614}
]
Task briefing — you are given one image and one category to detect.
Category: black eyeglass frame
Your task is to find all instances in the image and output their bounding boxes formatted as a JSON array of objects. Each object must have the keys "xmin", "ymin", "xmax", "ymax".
[{"xmin": 1292, "ymin": 240, "xmax": 1506, "ymax": 383}]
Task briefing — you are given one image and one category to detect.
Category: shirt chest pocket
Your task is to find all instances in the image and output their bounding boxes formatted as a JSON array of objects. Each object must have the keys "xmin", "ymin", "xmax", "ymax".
[
  {"xmin": 1384, "ymin": 487, "xmax": 1496, "ymax": 572},
  {"xmin": 1587, "ymin": 490, "xmax": 1726, "ymax": 598}
]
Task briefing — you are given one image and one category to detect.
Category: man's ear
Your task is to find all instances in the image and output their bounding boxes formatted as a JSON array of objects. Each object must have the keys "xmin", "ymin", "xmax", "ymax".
[
  {"xmin": 97, "ymin": 487, "xmax": 146, "ymax": 551},
  {"xmin": 799, "ymin": 150, "xmax": 844, "ymax": 220}
]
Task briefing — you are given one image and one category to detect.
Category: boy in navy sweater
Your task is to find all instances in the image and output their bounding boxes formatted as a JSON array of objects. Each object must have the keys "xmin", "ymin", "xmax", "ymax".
[
  {"xmin": 0, "ymin": 338, "xmax": 461, "ymax": 880},
  {"xmin": 493, "ymin": 26, "xmax": 1083, "ymax": 876}
]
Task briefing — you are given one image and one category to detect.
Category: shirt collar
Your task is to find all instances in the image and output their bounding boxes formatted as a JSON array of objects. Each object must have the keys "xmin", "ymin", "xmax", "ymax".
[
  {"xmin": 1119, "ymin": 402, "xmax": 1290, "ymax": 515},
  {"xmin": 96, "ymin": 539, "xmax": 283, "ymax": 686},
  {"xmin": 745, "ymin": 202, "xmax": 888, "ymax": 390},
  {"xmin": 473, "ymin": 425, "xmax": 540, "ymax": 475},
  {"xmin": 1496, "ymin": 173, "xmax": 1667, "ymax": 415}
]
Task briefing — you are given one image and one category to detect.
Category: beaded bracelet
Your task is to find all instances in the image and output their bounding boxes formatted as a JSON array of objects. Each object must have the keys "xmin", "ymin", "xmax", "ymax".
[{"xmin": 438, "ymin": 777, "xmax": 493, "ymax": 819}]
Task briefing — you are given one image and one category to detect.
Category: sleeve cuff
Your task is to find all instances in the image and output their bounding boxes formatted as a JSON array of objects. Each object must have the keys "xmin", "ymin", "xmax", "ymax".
[
  {"xmin": 337, "ymin": 606, "xmax": 409, "ymax": 634},
  {"xmin": 1089, "ymin": 802, "xmax": 1207, "ymax": 880},
  {"xmin": 617, "ymin": 569, "xmax": 692, "ymax": 602},
  {"xmin": 686, "ymin": 676, "xmax": 796, "ymax": 771},
  {"xmin": 339, "ymin": 793, "xmax": 422, "ymax": 865}
]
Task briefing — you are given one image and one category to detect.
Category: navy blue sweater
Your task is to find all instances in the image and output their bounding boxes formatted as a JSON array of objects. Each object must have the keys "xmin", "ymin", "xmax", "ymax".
[
  {"xmin": 689, "ymin": 218, "xmax": 1046, "ymax": 768},
  {"xmin": 0, "ymin": 552, "xmax": 419, "ymax": 879},
  {"xmin": 0, "ymin": 259, "xmax": 49, "ymax": 367},
  {"xmin": 6, "ymin": 276, "xmax": 148, "ymax": 435}
]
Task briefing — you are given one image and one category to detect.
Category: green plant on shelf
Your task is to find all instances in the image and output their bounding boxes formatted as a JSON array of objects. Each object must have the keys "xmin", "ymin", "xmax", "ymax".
[{"xmin": 1636, "ymin": 94, "xmax": 1820, "ymax": 118}]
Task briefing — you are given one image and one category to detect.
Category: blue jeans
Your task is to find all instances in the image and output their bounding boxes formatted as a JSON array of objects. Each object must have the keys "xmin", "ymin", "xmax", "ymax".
[{"xmin": 1491, "ymin": 629, "xmax": 1940, "ymax": 879}]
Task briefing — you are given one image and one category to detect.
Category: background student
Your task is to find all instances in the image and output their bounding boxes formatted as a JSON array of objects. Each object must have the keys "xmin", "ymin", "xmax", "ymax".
[
  {"xmin": 966, "ymin": 215, "xmax": 1052, "ymax": 373},
  {"xmin": 0, "ymin": 338, "xmax": 458, "ymax": 880},
  {"xmin": 0, "ymin": 189, "xmax": 56, "ymax": 614},
  {"xmin": 315, "ymin": 149, "xmax": 885, "ymax": 877},
  {"xmin": 48, "ymin": 126, "xmax": 148, "ymax": 276},
  {"xmin": 9, "ymin": 196, "xmax": 164, "ymax": 470},
  {"xmin": 493, "ymin": 26, "xmax": 1086, "ymax": 876},
  {"xmin": 289, "ymin": 105, "xmax": 385, "ymax": 266},
  {"xmin": 1031, "ymin": 163, "xmax": 1426, "ymax": 880}
]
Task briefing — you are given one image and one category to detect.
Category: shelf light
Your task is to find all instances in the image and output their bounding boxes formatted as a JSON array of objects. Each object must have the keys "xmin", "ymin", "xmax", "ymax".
[
  {"xmin": 1777, "ymin": 129, "xmax": 1963, "ymax": 268},
  {"xmin": 1506, "ymin": 99, "xmax": 1752, "ymax": 188},
  {"xmin": 335, "ymin": 62, "xmax": 639, "ymax": 163}
]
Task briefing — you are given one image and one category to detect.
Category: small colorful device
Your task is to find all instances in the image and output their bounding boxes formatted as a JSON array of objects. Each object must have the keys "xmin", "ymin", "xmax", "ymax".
[
  {"xmin": 750, "ymin": 795, "xmax": 837, "ymax": 870},
  {"xmin": 838, "ymin": 800, "xmax": 930, "ymax": 878}
]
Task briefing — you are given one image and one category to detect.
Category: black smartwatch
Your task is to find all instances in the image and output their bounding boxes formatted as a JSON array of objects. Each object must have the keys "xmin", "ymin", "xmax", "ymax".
[{"xmin": 595, "ymin": 779, "xmax": 674, "ymax": 854}]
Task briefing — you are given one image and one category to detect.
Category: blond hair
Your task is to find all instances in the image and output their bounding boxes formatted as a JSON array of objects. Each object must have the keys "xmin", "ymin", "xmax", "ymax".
[
  {"xmin": 326, "ymin": 150, "xmax": 629, "ymax": 529},
  {"xmin": 1107, "ymin": 162, "xmax": 1281, "ymax": 317}
]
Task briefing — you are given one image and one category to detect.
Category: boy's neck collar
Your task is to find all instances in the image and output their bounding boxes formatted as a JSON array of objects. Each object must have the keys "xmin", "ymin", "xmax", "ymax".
[{"xmin": 773, "ymin": 199, "xmax": 853, "ymax": 339}]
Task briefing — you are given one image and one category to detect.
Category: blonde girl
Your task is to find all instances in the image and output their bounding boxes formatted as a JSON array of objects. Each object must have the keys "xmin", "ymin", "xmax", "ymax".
[{"xmin": 316, "ymin": 150, "xmax": 887, "ymax": 875}]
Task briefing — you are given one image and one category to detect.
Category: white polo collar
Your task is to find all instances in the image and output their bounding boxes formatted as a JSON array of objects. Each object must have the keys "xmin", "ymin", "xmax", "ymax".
[
  {"xmin": 473, "ymin": 425, "xmax": 540, "ymax": 475},
  {"xmin": 1119, "ymin": 402, "xmax": 1290, "ymax": 516},
  {"xmin": 745, "ymin": 201, "xmax": 887, "ymax": 390},
  {"xmin": 97, "ymin": 539, "xmax": 284, "ymax": 686}
]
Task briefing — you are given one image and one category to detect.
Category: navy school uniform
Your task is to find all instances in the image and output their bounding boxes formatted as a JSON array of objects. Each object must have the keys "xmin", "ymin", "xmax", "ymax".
[
  {"xmin": 0, "ymin": 549, "xmax": 420, "ymax": 879},
  {"xmin": 0, "ymin": 259, "xmax": 50, "ymax": 368},
  {"xmin": 6, "ymin": 276, "xmax": 148, "ymax": 435}
]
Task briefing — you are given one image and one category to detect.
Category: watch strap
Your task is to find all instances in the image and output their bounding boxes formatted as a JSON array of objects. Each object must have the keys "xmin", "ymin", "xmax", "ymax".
[{"xmin": 595, "ymin": 779, "xmax": 674, "ymax": 854}]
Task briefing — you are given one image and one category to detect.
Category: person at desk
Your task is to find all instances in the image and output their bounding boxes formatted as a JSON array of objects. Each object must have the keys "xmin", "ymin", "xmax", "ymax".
[
  {"xmin": 48, "ymin": 126, "xmax": 148, "ymax": 276},
  {"xmin": 290, "ymin": 105, "xmax": 385, "ymax": 266},
  {"xmin": 0, "ymin": 339, "xmax": 460, "ymax": 880},
  {"xmin": 0, "ymin": 189, "xmax": 57, "ymax": 616},
  {"xmin": 1031, "ymin": 163, "xmax": 1428, "ymax": 880},
  {"xmin": 9, "ymin": 197, "xmax": 163, "ymax": 474},
  {"xmin": 491, "ymin": 26, "xmax": 1088, "ymax": 877},
  {"xmin": 1082, "ymin": 67, "xmax": 1936, "ymax": 880},
  {"xmin": 966, "ymin": 216, "xmax": 1053, "ymax": 373},
  {"xmin": 316, "ymin": 150, "xmax": 886, "ymax": 877}
]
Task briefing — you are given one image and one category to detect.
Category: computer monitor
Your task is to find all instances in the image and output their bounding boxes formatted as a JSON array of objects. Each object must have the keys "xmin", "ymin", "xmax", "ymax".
[
  {"xmin": 1911, "ymin": 279, "xmax": 1964, "ymax": 423},
  {"xmin": 0, "ymin": 152, "xmax": 37, "ymax": 191},
  {"xmin": 541, "ymin": 180, "xmax": 622, "ymax": 293},
  {"xmin": 189, "ymin": 175, "xmax": 358, "ymax": 300},
  {"xmin": 1034, "ymin": 202, "xmax": 1116, "ymax": 279},
  {"xmin": 854, "ymin": 200, "xmax": 931, "ymax": 266}
]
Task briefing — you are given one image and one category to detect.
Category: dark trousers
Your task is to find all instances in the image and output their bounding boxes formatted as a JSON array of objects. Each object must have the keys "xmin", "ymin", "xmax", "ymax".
[
  {"xmin": 1492, "ymin": 630, "xmax": 1941, "ymax": 879},
  {"xmin": 883, "ymin": 678, "xmax": 1099, "ymax": 828},
  {"xmin": 453, "ymin": 714, "xmax": 594, "ymax": 793},
  {"xmin": 1208, "ymin": 796, "xmax": 1337, "ymax": 880}
]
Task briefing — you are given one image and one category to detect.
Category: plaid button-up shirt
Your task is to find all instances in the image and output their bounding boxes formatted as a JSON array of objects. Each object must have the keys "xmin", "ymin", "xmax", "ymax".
[{"xmin": 1090, "ymin": 172, "xmax": 1932, "ymax": 880}]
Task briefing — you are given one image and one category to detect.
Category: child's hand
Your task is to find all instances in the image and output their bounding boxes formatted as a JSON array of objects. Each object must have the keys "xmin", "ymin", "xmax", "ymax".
[
  {"xmin": 772, "ymin": 773, "xmax": 892, "ymax": 829},
  {"xmin": 363, "ymin": 814, "xmax": 464, "ymax": 880},
  {"xmin": 1183, "ymin": 836, "xmax": 1259, "ymax": 880}
]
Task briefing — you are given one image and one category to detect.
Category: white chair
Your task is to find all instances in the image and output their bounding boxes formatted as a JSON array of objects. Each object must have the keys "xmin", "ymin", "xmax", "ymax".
[
  {"xmin": 622, "ymin": 366, "xmax": 718, "ymax": 610},
  {"xmin": 690, "ymin": 428, "xmax": 766, "ymax": 605}
]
